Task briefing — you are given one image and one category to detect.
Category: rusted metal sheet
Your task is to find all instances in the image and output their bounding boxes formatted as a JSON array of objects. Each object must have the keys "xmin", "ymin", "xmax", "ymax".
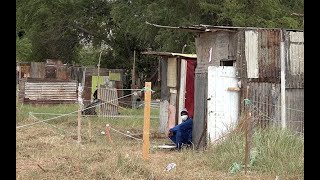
[
  {"xmin": 21, "ymin": 79, "xmax": 77, "ymax": 104},
  {"xmin": 246, "ymin": 82, "xmax": 281, "ymax": 128},
  {"xmin": 238, "ymin": 29, "xmax": 281, "ymax": 82},
  {"xmin": 285, "ymin": 89, "xmax": 304, "ymax": 133},
  {"xmin": 258, "ymin": 29, "xmax": 281, "ymax": 82},
  {"xmin": 285, "ymin": 31, "xmax": 304, "ymax": 88},
  {"xmin": 30, "ymin": 62, "xmax": 46, "ymax": 78}
]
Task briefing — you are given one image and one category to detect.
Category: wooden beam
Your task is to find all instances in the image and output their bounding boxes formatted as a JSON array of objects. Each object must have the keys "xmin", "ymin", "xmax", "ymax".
[{"xmin": 227, "ymin": 87, "xmax": 240, "ymax": 91}]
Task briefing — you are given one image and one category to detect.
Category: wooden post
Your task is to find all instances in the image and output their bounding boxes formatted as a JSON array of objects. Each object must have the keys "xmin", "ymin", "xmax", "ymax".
[
  {"xmin": 132, "ymin": 50, "xmax": 136, "ymax": 108},
  {"xmin": 77, "ymin": 84, "xmax": 83, "ymax": 144},
  {"xmin": 280, "ymin": 37, "xmax": 286, "ymax": 129},
  {"xmin": 244, "ymin": 85, "xmax": 250, "ymax": 175},
  {"xmin": 143, "ymin": 82, "xmax": 151, "ymax": 160},
  {"xmin": 105, "ymin": 124, "xmax": 112, "ymax": 143},
  {"xmin": 96, "ymin": 52, "xmax": 102, "ymax": 116}
]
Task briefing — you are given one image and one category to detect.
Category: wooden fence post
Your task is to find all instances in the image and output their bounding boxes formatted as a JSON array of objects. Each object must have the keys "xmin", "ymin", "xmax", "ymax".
[
  {"xmin": 244, "ymin": 85, "xmax": 251, "ymax": 175},
  {"xmin": 143, "ymin": 82, "xmax": 151, "ymax": 160},
  {"xmin": 105, "ymin": 124, "xmax": 113, "ymax": 143},
  {"xmin": 77, "ymin": 84, "xmax": 83, "ymax": 144}
]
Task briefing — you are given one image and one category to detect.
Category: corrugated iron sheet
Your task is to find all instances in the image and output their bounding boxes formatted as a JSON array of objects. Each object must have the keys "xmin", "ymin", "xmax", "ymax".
[
  {"xmin": 286, "ymin": 31, "xmax": 304, "ymax": 88},
  {"xmin": 247, "ymin": 82, "xmax": 281, "ymax": 128},
  {"xmin": 238, "ymin": 29, "xmax": 281, "ymax": 82},
  {"xmin": 285, "ymin": 89, "xmax": 304, "ymax": 133},
  {"xmin": 258, "ymin": 29, "xmax": 281, "ymax": 82},
  {"xmin": 22, "ymin": 79, "xmax": 77, "ymax": 104},
  {"xmin": 245, "ymin": 30, "xmax": 259, "ymax": 78},
  {"xmin": 98, "ymin": 88, "xmax": 119, "ymax": 117}
]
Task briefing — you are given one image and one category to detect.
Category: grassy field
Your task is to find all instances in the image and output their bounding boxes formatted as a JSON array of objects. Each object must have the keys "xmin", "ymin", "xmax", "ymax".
[{"xmin": 16, "ymin": 103, "xmax": 304, "ymax": 180}]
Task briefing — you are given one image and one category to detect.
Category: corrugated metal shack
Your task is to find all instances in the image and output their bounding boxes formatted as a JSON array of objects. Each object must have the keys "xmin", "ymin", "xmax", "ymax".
[
  {"xmin": 18, "ymin": 59, "xmax": 78, "ymax": 104},
  {"xmin": 195, "ymin": 26, "xmax": 303, "ymax": 149},
  {"xmin": 74, "ymin": 67, "xmax": 124, "ymax": 107},
  {"xmin": 141, "ymin": 51, "xmax": 197, "ymax": 134},
  {"xmin": 147, "ymin": 23, "xmax": 304, "ymax": 149},
  {"xmin": 18, "ymin": 78, "xmax": 78, "ymax": 104}
]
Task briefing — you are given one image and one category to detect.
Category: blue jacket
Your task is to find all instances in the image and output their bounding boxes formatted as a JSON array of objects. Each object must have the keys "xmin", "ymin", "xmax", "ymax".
[{"xmin": 169, "ymin": 118, "xmax": 193, "ymax": 149}]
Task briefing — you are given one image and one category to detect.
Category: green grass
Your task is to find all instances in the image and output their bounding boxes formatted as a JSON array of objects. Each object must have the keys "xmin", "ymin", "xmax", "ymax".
[
  {"xmin": 207, "ymin": 127, "xmax": 304, "ymax": 178},
  {"xmin": 16, "ymin": 103, "xmax": 304, "ymax": 179}
]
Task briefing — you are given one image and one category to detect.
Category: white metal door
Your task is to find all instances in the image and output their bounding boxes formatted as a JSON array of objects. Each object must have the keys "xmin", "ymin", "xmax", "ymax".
[{"xmin": 207, "ymin": 66, "xmax": 240, "ymax": 143}]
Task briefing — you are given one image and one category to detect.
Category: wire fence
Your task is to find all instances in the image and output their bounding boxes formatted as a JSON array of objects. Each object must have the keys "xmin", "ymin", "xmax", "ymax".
[
  {"xmin": 246, "ymin": 99, "xmax": 304, "ymax": 135},
  {"xmin": 16, "ymin": 87, "xmax": 167, "ymax": 148}
]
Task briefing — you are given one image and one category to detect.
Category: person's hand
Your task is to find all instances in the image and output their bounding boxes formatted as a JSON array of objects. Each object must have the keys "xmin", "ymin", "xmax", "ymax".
[{"xmin": 168, "ymin": 131, "xmax": 173, "ymax": 137}]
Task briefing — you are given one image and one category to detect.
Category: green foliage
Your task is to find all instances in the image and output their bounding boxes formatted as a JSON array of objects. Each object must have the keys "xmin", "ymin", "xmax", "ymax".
[
  {"xmin": 16, "ymin": 0, "xmax": 303, "ymax": 81},
  {"xmin": 16, "ymin": 37, "xmax": 33, "ymax": 62}
]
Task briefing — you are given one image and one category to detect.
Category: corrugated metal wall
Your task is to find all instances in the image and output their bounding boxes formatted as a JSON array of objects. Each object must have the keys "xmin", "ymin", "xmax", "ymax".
[
  {"xmin": 240, "ymin": 29, "xmax": 281, "ymax": 82},
  {"xmin": 196, "ymin": 28, "xmax": 304, "ymax": 142},
  {"xmin": 258, "ymin": 30, "xmax": 281, "ymax": 82},
  {"xmin": 21, "ymin": 79, "xmax": 77, "ymax": 104},
  {"xmin": 285, "ymin": 89, "xmax": 304, "ymax": 133},
  {"xmin": 248, "ymin": 82, "xmax": 281, "ymax": 128},
  {"xmin": 285, "ymin": 31, "xmax": 304, "ymax": 133},
  {"xmin": 98, "ymin": 88, "xmax": 119, "ymax": 117},
  {"xmin": 240, "ymin": 29, "xmax": 303, "ymax": 133},
  {"xmin": 286, "ymin": 31, "xmax": 304, "ymax": 88},
  {"xmin": 238, "ymin": 29, "xmax": 283, "ymax": 130}
]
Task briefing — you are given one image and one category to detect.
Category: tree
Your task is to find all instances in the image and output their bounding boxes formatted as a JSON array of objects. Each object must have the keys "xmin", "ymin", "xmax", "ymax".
[{"xmin": 16, "ymin": 0, "xmax": 303, "ymax": 81}]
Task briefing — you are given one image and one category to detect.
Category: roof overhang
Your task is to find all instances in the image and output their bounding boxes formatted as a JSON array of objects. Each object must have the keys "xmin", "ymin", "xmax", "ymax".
[
  {"xmin": 145, "ymin": 21, "xmax": 303, "ymax": 33},
  {"xmin": 141, "ymin": 51, "xmax": 197, "ymax": 59}
]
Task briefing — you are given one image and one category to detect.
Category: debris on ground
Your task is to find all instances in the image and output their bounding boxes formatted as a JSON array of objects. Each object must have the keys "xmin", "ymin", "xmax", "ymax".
[{"xmin": 165, "ymin": 163, "xmax": 176, "ymax": 171}]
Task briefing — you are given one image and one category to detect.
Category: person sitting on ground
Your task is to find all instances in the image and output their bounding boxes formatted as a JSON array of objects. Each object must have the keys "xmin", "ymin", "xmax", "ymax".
[
  {"xmin": 168, "ymin": 108, "xmax": 193, "ymax": 150},
  {"xmin": 93, "ymin": 86, "xmax": 98, "ymax": 100}
]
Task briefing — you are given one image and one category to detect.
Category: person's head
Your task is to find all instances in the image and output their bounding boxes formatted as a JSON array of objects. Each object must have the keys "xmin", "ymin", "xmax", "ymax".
[{"xmin": 180, "ymin": 108, "xmax": 189, "ymax": 121}]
